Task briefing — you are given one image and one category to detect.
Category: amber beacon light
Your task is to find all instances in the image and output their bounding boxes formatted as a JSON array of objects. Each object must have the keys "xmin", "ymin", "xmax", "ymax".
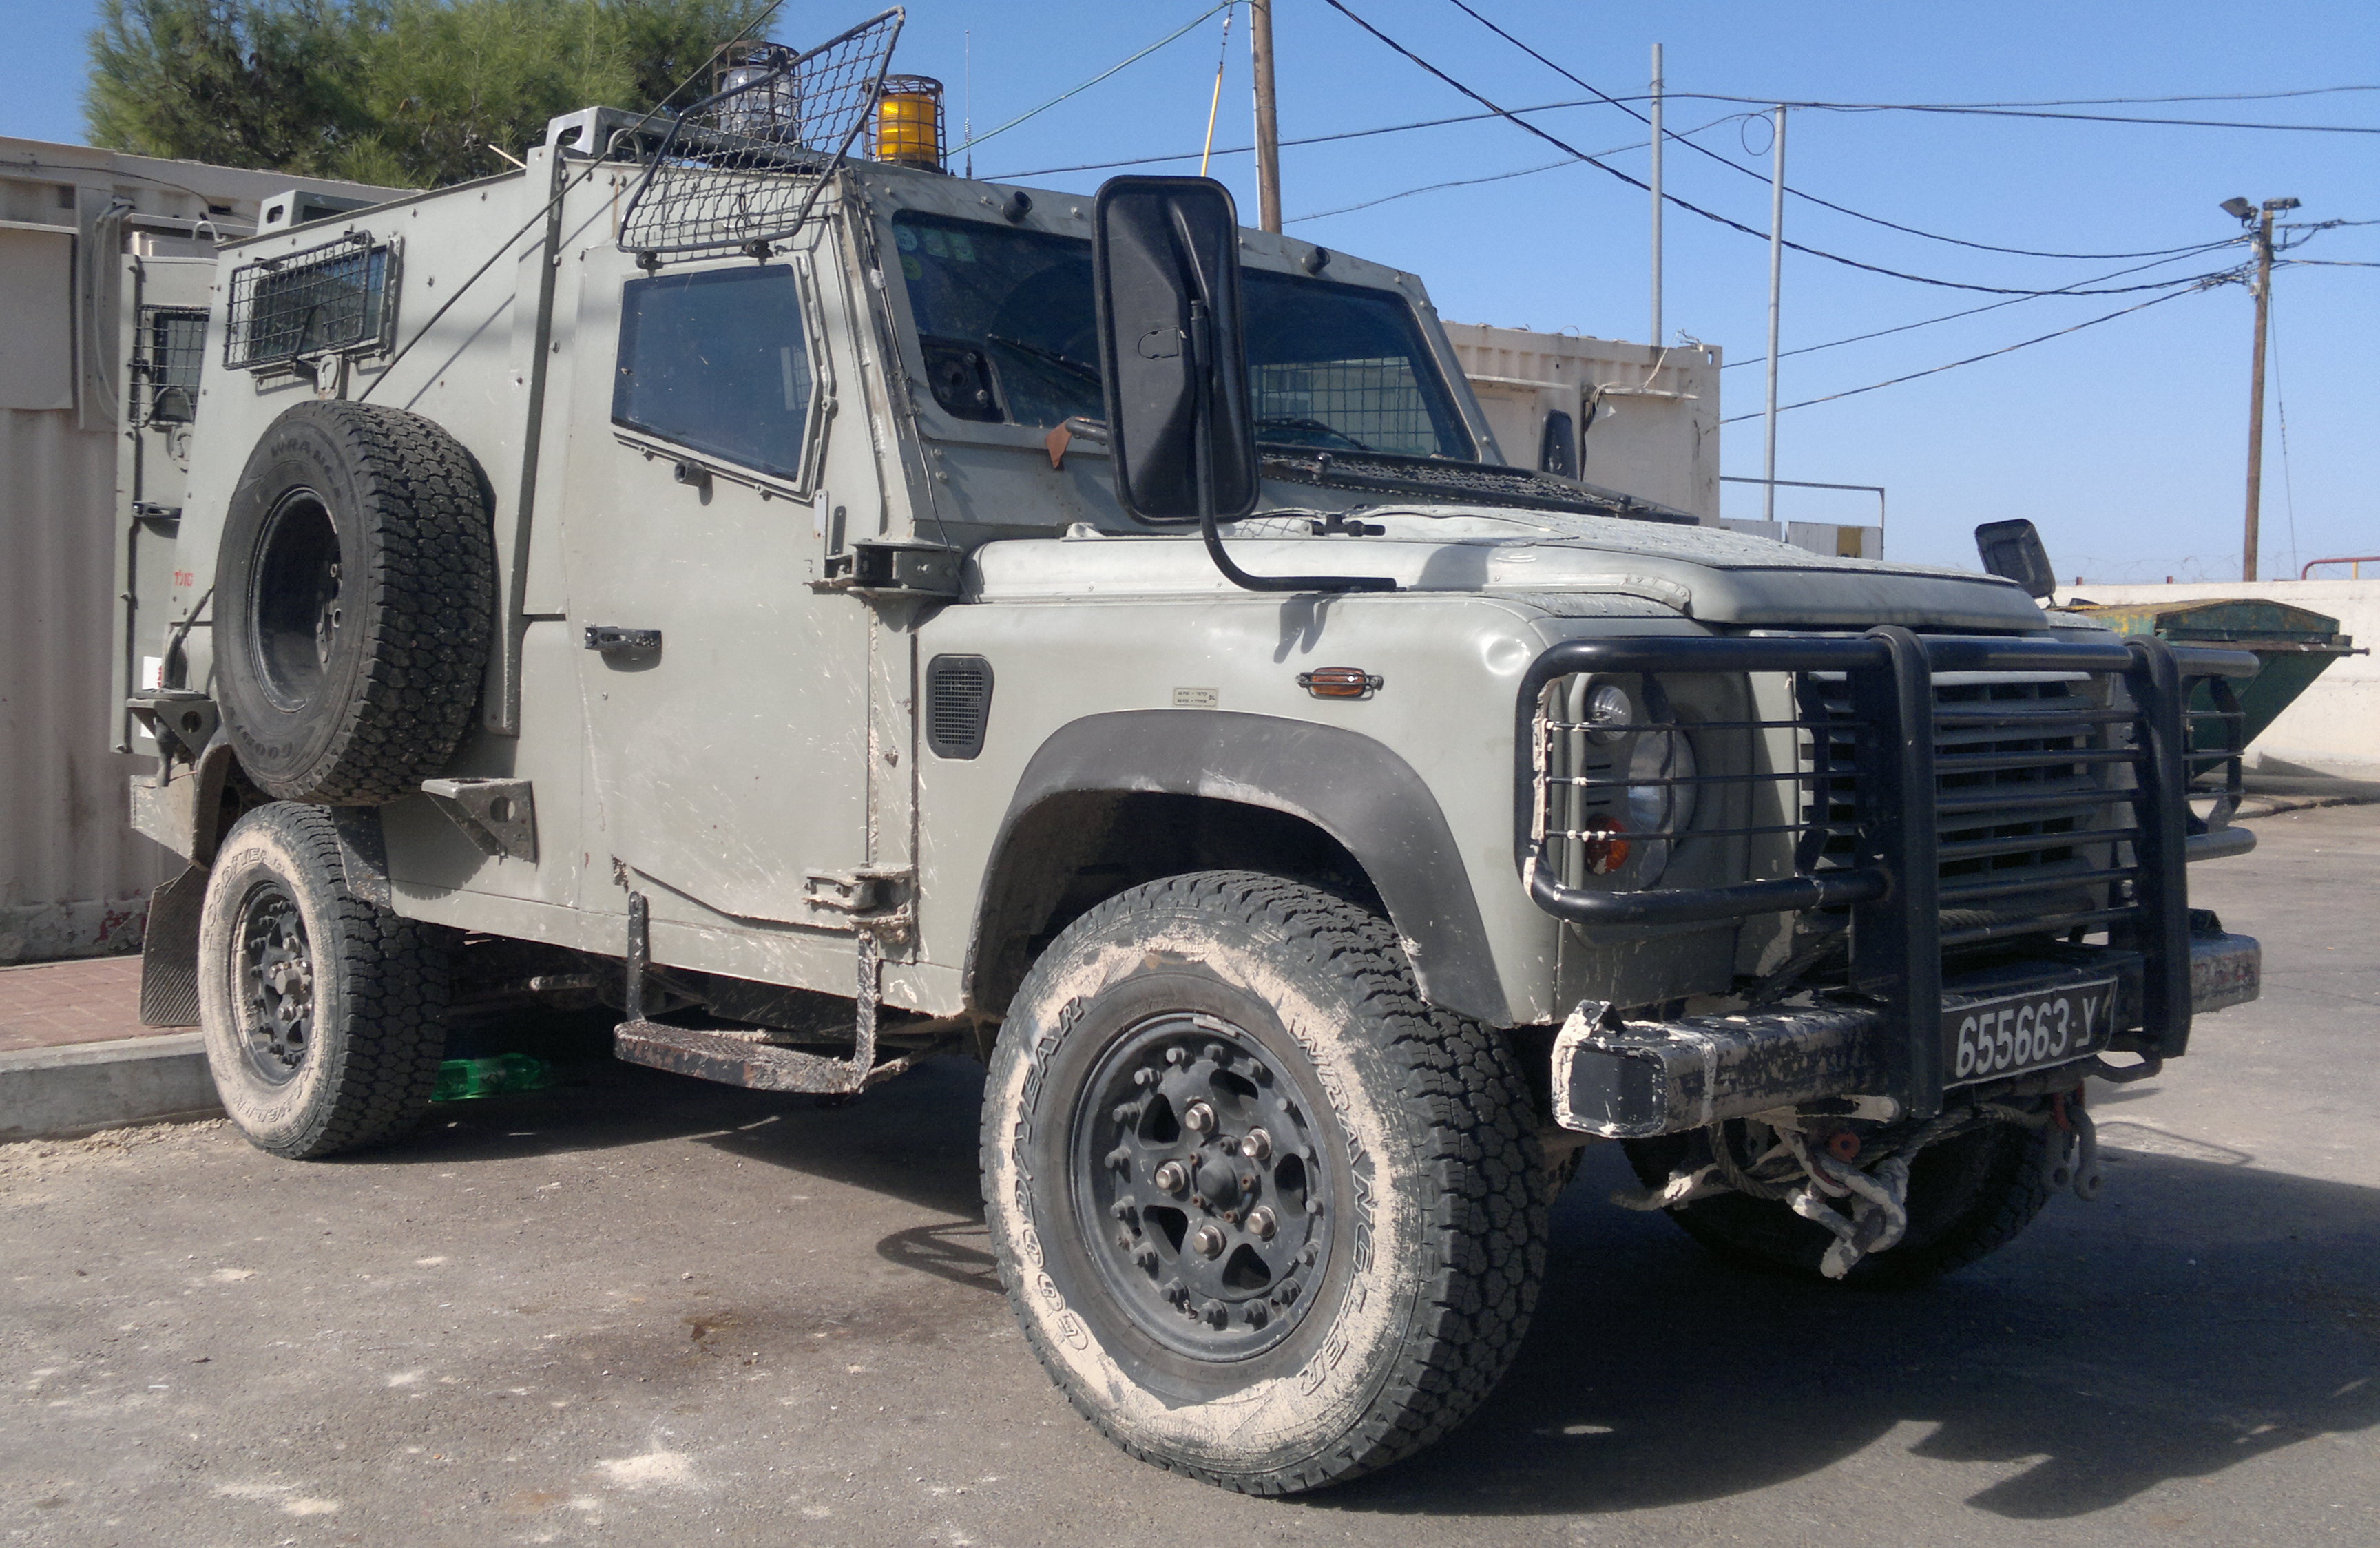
[{"xmin": 875, "ymin": 75, "xmax": 946, "ymax": 170}]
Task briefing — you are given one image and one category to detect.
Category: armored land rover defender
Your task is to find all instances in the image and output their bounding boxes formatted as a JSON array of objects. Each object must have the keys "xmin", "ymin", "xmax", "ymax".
[{"xmin": 112, "ymin": 14, "xmax": 2264, "ymax": 1494}]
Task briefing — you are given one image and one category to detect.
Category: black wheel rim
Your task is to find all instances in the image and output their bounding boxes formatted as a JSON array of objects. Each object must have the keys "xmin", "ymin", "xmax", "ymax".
[
  {"xmin": 1069, "ymin": 1012, "xmax": 1332, "ymax": 1361},
  {"xmin": 233, "ymin": 882, "xmax": 315, "ymax": 1084},
  {"xmin": 249, "ymin": 489, "xmax": 343, "ymax": 713}
]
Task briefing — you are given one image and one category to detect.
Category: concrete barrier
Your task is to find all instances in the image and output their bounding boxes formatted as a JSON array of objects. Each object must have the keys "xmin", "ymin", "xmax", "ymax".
[
  {"xmin": 0, "ymin": 1033, "xmax": 221, "ymax": 1142},
  {"xmin": 2056, "ymin": 580, "xmax": 2379, "ymax": 782}
]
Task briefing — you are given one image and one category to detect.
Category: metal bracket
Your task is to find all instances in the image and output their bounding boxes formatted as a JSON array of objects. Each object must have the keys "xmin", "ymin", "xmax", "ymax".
[
  {"xmin": 419, "ymin": 777, "xmax": 538, "ymax": 862},
  {"xmin": 612, "ymin": 888, "xmax": 932, "ymax": 1096},
  {"xmin": 804, "ymin": 865, "xmax": 913, "ymax": 916},
  {"xmin": 125, "ymin": 691, "xmax": 218, "ymax": 764}
]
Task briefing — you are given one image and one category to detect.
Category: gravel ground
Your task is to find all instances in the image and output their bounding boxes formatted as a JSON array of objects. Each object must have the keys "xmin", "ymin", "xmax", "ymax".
[{"xmin": 3, "ymin": 804, "xmax": 2374, "ymax": 1548}]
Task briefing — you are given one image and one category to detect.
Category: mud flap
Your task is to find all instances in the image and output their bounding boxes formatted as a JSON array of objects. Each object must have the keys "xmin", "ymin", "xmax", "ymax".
[{"xmin": 139, "ymin": 864, "xmax": 209, "ymax": 1027}]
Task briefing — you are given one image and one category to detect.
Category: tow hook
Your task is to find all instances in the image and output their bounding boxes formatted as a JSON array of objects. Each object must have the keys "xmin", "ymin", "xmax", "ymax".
[
  {"xmin": 1779, "ymin": 1127, "xmax": 1912, "ymax": 1280},
  {"xmin": 2049, "ymin": 1091, "xmax": 2104, "ymax": 1202}
]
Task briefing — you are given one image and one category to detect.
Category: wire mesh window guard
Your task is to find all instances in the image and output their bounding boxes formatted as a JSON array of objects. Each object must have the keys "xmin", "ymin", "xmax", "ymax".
[
  {"xmin": 618, "ymin": 9, "xmax": 904, "ymax": 260},
  {"xmin": 224, "ymin": 233, "xmax": 396, "ymax": 370},
  {"xmin": 130, "ymin": 306, "xmax": 208, "ymax": 425}
]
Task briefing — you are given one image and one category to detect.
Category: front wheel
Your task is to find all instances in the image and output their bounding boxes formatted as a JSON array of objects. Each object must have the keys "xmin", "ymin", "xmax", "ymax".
[{"xmin": 981, "ymin": 872, "xmax": 1547, "ymax": 1494}]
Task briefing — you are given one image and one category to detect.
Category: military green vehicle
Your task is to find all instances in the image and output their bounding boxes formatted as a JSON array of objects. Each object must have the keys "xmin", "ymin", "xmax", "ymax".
[{"xmin": 112, "ymin": 14, "xmax": 2265, "ymax": 1494}]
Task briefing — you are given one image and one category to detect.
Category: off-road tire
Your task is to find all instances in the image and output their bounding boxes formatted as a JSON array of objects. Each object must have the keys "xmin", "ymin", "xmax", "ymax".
[
  {"xmin": 213, "ymin": 401, "xmax": 494, "ymax": 804},
  {"xmin": 198, "ymin": 803, "xmax": 452, "ymax": 1158},
  {"xmin": 1625, "ymin": 1117, "xmax": 2055, "ymax": 1288},
  {"xmin": 981, "ymin": 871, "xmax": 1547, "ymax": 1494}
]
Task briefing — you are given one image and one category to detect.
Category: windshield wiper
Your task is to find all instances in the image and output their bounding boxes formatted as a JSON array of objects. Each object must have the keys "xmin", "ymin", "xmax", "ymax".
[
  {"xmin": 984, "ymin": 333, "xmax": 1101, "ymax": 384},
  {"xmin": 1254, "ymin": 415, "xmax": 1372, "ymax": 452}
]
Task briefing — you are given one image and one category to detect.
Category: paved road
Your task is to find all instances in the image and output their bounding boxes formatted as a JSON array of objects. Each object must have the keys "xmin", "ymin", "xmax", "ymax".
[{"xmin": 4, "ymin": 805, "xmax": 2375, "ymax": 1547}]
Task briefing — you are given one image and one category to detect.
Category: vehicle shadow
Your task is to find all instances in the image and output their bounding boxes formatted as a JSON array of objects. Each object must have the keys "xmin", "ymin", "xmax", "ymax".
[
  {"xmin": 345, "ymin": 1045, "xmax": 2380, "ymax": 1520},
  {"xmin": 1320, "ymin": 1142, "xmax": 2380, "ymax": 1520}
]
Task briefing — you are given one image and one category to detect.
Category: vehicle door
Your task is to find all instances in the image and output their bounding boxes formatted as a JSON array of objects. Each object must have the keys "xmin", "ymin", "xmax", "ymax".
[{"xmin": 560, "ymin": 237, "xmax": 876, "ymax": 930}]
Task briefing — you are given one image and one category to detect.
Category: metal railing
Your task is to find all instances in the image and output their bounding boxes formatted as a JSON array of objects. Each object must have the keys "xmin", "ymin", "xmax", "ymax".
[{"xmin": 2300, "ymin": 555, "xmax": 2380, "ymax": 580}]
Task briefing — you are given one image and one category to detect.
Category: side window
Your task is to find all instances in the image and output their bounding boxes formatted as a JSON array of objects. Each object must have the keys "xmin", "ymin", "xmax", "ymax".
[{"xmin": 614, "ymin": 263, "xmax": 814, "ymax": 481}]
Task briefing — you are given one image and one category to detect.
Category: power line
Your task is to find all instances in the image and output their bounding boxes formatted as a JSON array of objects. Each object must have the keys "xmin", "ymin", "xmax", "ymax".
[
  {"xmin": 952, "ymin": 1, "xmax": 1232, "ymax": 156},
  {"xmin": 1317, "ymin": 0, "xmax": 2250, "ymax": 297},
  {"xmin": 1283, "ymin": 106, "xmax": 1749, "ymax": 223},
  {"xmin": 1720, "ymin": 243, "xmax": 2247, "ymax": 369},
  {"xmin": 1673, "ymin": 93, "xmax": 2380, "ymax": 135},
  {"xmin": 1716, "ymin": 282, "xmax": 2224, "ymax": 423},
  {"xmin": 1438, "ymin": 0, "xmax": 2221, "ymax": 263}
]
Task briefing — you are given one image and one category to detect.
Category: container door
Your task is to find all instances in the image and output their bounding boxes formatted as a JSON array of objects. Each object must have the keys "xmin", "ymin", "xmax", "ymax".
[{"xmin": 561, "ymin": 252, "xmax": 877, "ymax": 930}]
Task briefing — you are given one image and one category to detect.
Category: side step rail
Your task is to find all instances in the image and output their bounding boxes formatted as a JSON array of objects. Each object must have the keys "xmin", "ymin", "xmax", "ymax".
[{"xmin": 610, "ymin": 893, "xmax": 938, "ymax": 1095}]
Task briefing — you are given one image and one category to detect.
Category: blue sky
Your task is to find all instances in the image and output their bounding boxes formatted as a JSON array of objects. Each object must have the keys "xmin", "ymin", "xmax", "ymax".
[{"xmin": 10, "ymin": 1, "xmax": 2374, "ymax": 578}]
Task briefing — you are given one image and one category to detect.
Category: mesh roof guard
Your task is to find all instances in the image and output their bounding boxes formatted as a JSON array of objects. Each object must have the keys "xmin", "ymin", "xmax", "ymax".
[{"xmin": 619, "ymin": 8, "xmax": 904, "ymax": 260}]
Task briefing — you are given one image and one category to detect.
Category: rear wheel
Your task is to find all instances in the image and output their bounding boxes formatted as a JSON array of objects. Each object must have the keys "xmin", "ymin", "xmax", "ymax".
[
  {"xmin": 198, "ymin": 803, "xmax": 452, "ymax": 1158},
  {"xmin": 981, "ymin": 872, "xmax": 1547, "ymax": 1494}
]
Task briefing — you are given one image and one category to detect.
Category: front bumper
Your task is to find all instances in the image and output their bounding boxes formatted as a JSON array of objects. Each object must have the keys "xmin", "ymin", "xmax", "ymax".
[{"xmin": 1552, "ymin": 927, "xmax": 2260, "ymax": 1139}]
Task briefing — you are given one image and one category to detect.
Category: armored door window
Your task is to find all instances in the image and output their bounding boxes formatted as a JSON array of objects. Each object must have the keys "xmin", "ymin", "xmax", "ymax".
[{"xmin": 614, "ymin": 263, "xmax": 815, "ymax": 481}]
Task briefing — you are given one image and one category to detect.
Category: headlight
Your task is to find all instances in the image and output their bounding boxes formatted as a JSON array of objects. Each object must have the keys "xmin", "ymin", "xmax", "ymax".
[{"xmin": 1560, "ymin": 676, "xmax": 1696, "ymax": 888}]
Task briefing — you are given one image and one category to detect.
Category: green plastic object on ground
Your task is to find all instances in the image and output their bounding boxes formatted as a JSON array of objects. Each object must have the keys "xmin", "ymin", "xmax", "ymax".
[{"xmin": 432, "ymin": 1052, "xmax": 556, "ymax": 1103}]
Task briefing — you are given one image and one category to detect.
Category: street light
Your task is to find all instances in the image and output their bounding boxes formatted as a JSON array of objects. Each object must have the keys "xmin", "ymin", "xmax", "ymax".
[{"xmin": 2220, "ymin": 196, "xmax": 2255, "ymax": 221}]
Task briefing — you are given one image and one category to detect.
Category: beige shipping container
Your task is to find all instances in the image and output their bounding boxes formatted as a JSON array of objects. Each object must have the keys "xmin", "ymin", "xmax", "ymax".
[
  {"xmin": 0, "ymin": 137, "xmax": 401, "ymax": 963},
  {"xmin": 1444, "ymin": 322, "xmax": 1721, "ymax": 521}
]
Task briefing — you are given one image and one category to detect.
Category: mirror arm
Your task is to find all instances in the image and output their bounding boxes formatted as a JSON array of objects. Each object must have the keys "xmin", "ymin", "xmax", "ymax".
[{"xmin": 1182, "ymin": 293, "xmax": 1395, "ymax": 596}]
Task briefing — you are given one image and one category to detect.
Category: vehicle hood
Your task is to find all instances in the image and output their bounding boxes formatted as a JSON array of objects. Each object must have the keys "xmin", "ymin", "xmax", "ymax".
[{"xmin": 967, "ymin": 505, "xmax": 2047, "ymax": 633}]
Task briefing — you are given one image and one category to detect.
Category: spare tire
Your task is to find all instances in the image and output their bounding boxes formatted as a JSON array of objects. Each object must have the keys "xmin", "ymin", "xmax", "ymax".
[{"xmin": 214, "ymin": 401, "xmax": 495, "ymax": 804}]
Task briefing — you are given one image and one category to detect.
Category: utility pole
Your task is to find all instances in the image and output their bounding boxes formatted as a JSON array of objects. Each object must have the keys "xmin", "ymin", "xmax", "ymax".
[
  {"xmin": 2222, "ymin": 193, "xmax": 2298, "ymax": 582},
  {"xmin": 1648, "ymin": 43, "xmax": 1663, "ymax": 348},
  {"xmin": 1250, "ymin": 0, "xmax": 1282, "ymax": 232},
  {"xmin": 1763, "ymin": 106, "xmax": 1786, "ymax": 525}
]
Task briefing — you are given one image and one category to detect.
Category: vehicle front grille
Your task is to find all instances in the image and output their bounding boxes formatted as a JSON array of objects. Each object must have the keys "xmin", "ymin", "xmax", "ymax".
[{"xmin": 1803, "ymin": 670, "xmax": 2141, "ymax": 956}]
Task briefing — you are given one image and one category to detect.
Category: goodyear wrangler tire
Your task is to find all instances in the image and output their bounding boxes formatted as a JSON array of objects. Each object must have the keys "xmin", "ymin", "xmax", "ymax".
[
  {"xmin": 981, "ymin": 871, "xmax": 1547, "ymax": 1494},
  {"xmin": 198, "ymin": 803, "xmax": 453, "ymax": 1159},
  {"xmin": 215, "ymin": 401, "xmax": 494, "ymax": 804}
]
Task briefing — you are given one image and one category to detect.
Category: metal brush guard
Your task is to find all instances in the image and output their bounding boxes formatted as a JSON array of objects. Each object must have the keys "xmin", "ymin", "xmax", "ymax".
[{"xmin": 618, "ymin": 8, "xmax": 905, "ymax": 262}]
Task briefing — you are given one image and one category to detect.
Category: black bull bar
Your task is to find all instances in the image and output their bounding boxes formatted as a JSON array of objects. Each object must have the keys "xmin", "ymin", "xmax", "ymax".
[{"xmin": 1514, "ymin": 627, "xmax": 2262, "ymax": 1132}]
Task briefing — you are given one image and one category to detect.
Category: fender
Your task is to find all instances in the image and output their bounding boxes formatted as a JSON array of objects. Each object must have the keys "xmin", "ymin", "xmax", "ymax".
[{"xmin": 973, "ymin": 710, "xmax": 1506, "ymax": 1024}]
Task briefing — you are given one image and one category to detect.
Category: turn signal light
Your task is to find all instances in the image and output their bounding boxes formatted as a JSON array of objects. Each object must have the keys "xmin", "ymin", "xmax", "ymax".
[
  {"xmin": 1580, "ymin": 818, "xmax": 1631, "ymax": 875},
  {"xmin": 1296, "ymin": 667, "xmax": 1383, "ymax": 699}
]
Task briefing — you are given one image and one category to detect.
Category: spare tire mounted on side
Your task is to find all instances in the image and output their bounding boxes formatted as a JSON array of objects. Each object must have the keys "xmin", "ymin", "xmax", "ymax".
[{"xmin": 214, "ymin": 401, "xmax": 495, "ymax": 804}]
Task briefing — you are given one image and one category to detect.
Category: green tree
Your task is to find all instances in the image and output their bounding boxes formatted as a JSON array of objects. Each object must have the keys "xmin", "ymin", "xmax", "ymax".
[{"xmin": 85, "ymin": 0, "xmax": 773, "ymax": 189}]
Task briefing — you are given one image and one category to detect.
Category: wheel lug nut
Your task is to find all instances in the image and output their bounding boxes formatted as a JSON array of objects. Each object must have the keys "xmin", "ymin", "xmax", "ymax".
[
  {"xmin": 1244, "ymin": 1303, "xmax": 1269, "ymax": 1327},
  {"xmin": 1105, "ymin": 1146, "xmax": 1131, "ymax": 1171},
  {"xmin": 1109, "ymin": 1200, "xmax": 1134, "ymax": 1220},
  {"xmin": 1246, "ymin": 1206, "xmax": 1277, "ymax": 1241},
  {"xmin": 1182, "ymin": 1101, "xmax": 1215, "ymax": 1134},
  {"xmin": 1134, "ymin": 1068, "xmax": 1155, "ymax": 1087},
  {"xmin": 1239, "ymin": 1128, "xmax": 1272, "ymax": 1161},
  {"xmin": 1154, "ymin": 1161, "xmax": 1187, "ymax": 1195},
  {"xmin": 1192, "ymin": 1224, "xmax": 1226, "ymax": 1259}
]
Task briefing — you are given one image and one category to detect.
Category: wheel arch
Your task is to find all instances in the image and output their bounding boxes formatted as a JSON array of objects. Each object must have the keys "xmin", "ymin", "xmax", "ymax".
[{"xmin": 963, "ymin": 710, "xmax": 1507, "ymax": 1024}]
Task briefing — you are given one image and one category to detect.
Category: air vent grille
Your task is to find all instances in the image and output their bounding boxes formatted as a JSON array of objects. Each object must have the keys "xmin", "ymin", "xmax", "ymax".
[{"xmin": 925, "ymin": 655, "xmax": 994, "ymax": 760}]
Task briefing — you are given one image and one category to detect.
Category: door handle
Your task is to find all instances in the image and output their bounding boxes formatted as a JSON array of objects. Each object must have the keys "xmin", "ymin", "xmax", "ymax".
[{"xmin": 583, "ymin": 625, "xmax": 662, "ymax": 653}]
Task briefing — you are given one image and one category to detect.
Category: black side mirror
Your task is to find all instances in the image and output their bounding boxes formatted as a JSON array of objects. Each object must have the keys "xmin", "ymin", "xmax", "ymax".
[
  {"xmin": 1974, "ymin": 519, "xmax": 2058, "ymax": 600},
  {"xmin": 1092, "ymin": 175, "xmax": 1255, "ymax": 524},
  {"xmin": 1091, "ymin": 175, "xmax": 1390, "ymax": 593}
]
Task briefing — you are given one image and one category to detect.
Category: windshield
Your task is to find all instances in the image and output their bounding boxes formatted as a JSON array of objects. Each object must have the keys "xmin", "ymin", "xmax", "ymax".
[{"xmin": 891, "ymin": 211, "xmax": 1474, "ymax": 461}]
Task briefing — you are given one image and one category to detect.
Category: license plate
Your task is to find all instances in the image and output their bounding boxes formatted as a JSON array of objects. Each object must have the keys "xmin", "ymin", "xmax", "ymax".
[{"xmin": 1944, "ymin": 979, "xmax": 2117, "ymax": 1086}]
